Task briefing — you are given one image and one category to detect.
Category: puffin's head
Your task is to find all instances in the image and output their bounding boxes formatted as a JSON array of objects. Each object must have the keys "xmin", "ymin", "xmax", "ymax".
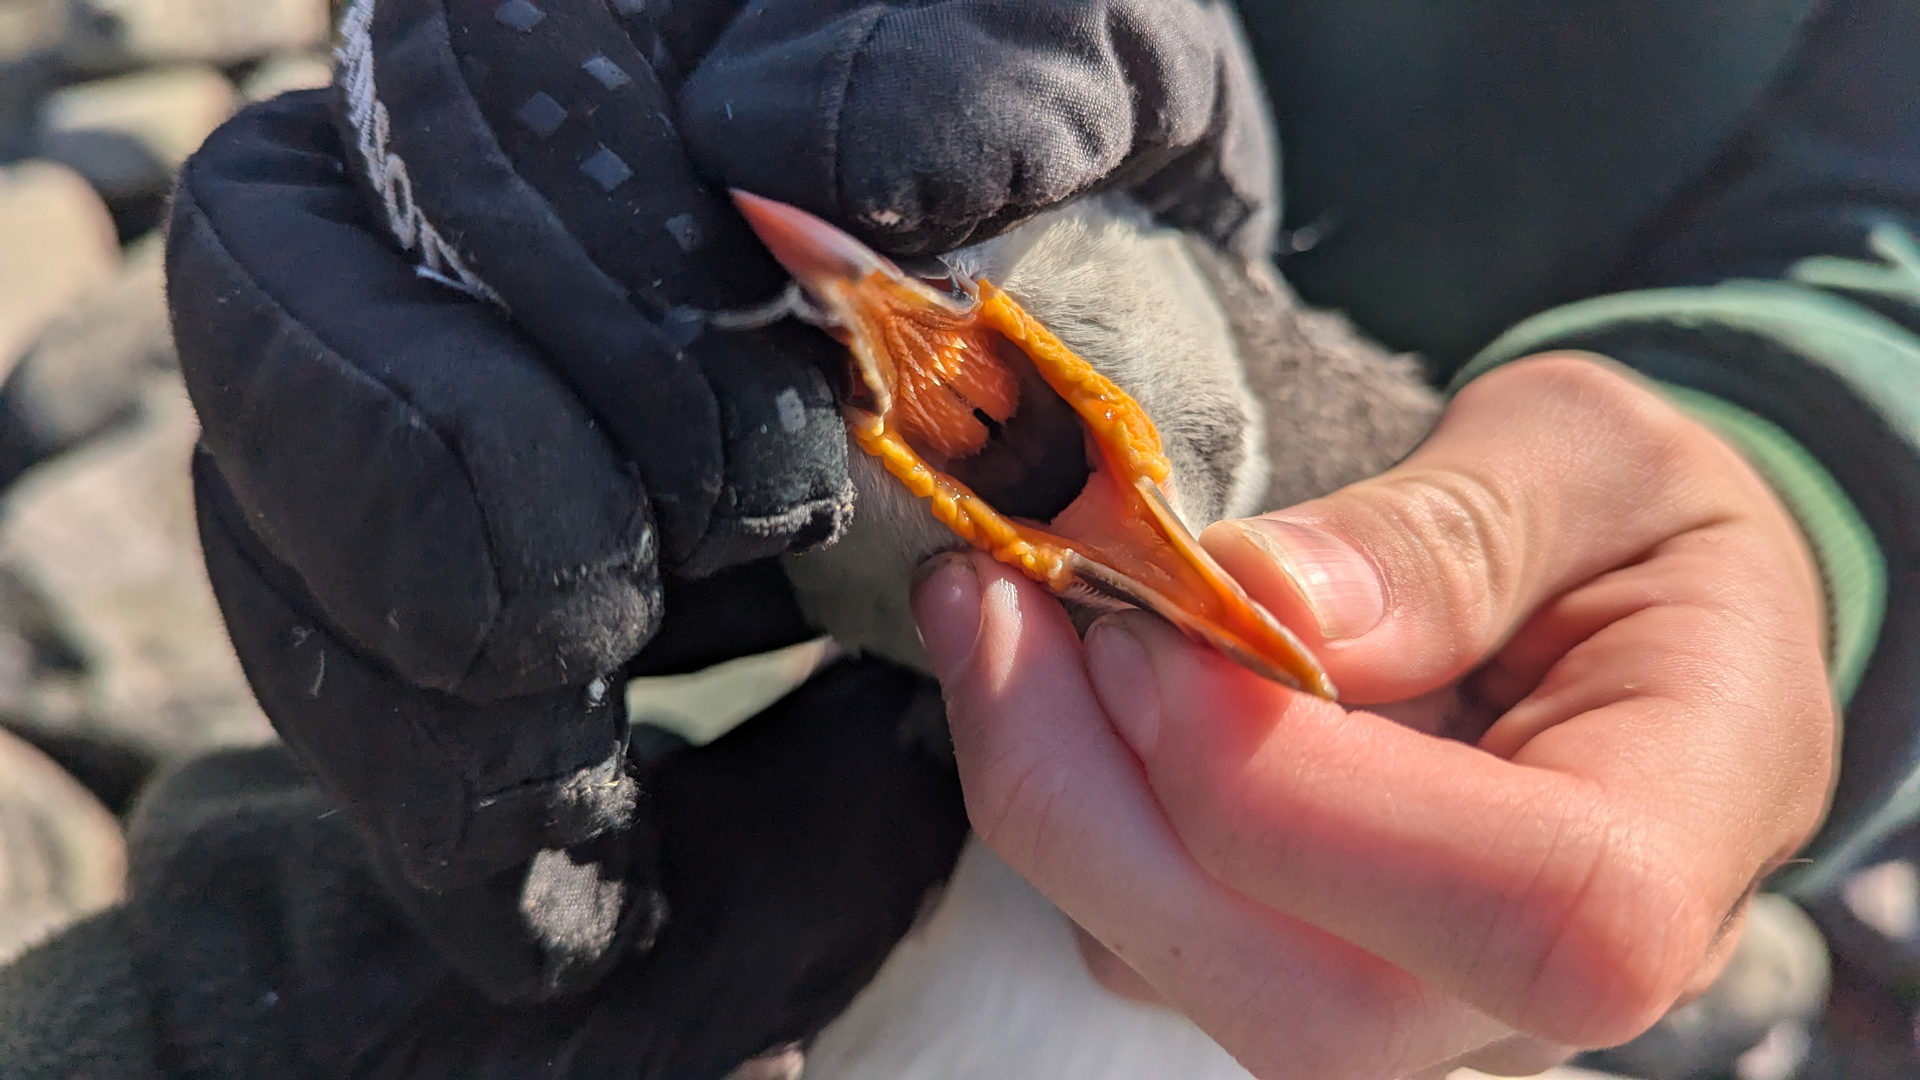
[{"xmin": 735, "ymin": 192, "xmax": 1331, "ymax": 697}]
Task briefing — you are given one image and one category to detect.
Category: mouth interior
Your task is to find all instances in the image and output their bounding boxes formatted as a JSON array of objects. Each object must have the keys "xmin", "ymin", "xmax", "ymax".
[
  {"xmin": 900, "ymin": 331, "xmax": 1093, "ymax": 525},
  {"xmin": 850, "ymin": 279, "xmax": 1335, "ymax": 698}
]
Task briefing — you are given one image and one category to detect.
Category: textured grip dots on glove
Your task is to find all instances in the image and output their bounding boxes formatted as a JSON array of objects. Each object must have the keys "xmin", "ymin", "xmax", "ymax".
[{"xmin": 342, "ymin": 0, "xmax": 854, "ymax": 573}]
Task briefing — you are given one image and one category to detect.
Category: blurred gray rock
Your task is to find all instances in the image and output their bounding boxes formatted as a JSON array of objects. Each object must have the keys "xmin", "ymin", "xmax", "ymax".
[
  {"xmin": 0, "ymin": 0, "xmax": 65, "ymax": 150},
  {"xmin": 0, "ymin": 0, "xmax": 62, "ymax": 59},
  {"xmin": 0, "ymin": 70, "xmax": 39, "ymax": 158},
  {"xmin": 0, "ymin": 372, "xmax": 273, "ymax": 760},
  {"xmin": 0, "ymin": 725, "xmax": 124, "ymax": 964},
  {"xmin": 1842, "ymin": 858, "xmax": 1919, "ymax": 946},
  {"xmin": 1807, "ymin": 825, "xmax": 1920, "ymax": 977},
  {"xmin": 0, "ymin": 564, "xmax": 84, "ymax": 717},
  {"xmin": 0, "ymin": 609, "xmax": 28, "ymax": 714},
  {"xmin": 0, "ymin": 235, "xmax": 170, "ymax": 490},
  {"xmin": 1584, "ymin": 894, "xmax": 1829, "ymax": 1080},
  {"xmin": 35, "ymin": 65, "xmax": 235, "ymax": 204},
  {"xmin": 63, "ymin": 0, "xmax": 331, "ymax": 72},
  {"xmin": 0, "ymin": 161, "xmax": 117, "ymax": 377},
  {"xmin": 0, "ymin": 58, "xmax": 52, "ymax": 159},
  {"xmin": 239, "ymin": 50, "xmax": 332, "ymax": 102},
  {"xmin": 1796, "ymin": 1047, "xmax": 1918, "ymax": 1080}
]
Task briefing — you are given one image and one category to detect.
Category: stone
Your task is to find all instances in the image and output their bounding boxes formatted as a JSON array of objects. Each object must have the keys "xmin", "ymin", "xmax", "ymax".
[
  {"xmin": 0, "ymin": 371, "xmax": 274, "ymax": 760},
  {"xmin": 1735, "ymin": 1020, "xmax": 1816, "ymax": 1080},
  {"xmin": 1808, "ymin": 848, "xmax": 1920, "ymax": 997},
  {"xmin": 1843, "ymin": 858, "xmax": 1920, "ymax": 944},
  {"xmin": 0, "ymin": 57, "xmax": 52, "ymax": 160},
  {"xmin": 0, "ymin": 161, "xmax": 117, "ymax": 379},
  {"xmin": 0, "ymin": 234, "xmax": 171, "ymax": 491},
  {"xmin": 0, "ymin": 0, "xmax": 63, "ymax": 64},
  {"xmin": 35, "ymin": 65, "xmax": 237, "ymax": 205},
  {"xmin": 63, "ymin": 0, "xmax": 331, "ymax": 72},
  {"xmin": 0, "ymin": 725, "xmax": 125, "ymax": 964},
  {"xmin": 1792, "ymin": 959, "xmax": 1920, "ymax": 1080},
  {"xmin": 1582, "ymin": 894, "xmax": 1830, "ymax": 1080},
  {"xmin": 0, "ymin": 564, "xmax": 84, "ymax": 719},
  {"xmin": 238, "ymin": 51, "xmax": 333, "ymax": 102},
  {"xmin": 0, "ymin": 0, "xmax": 65, "ymax": 149}
]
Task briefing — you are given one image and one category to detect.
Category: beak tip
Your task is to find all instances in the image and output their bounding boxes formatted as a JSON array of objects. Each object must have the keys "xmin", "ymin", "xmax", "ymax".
[
  {"xmin": 727, "ymin": 187, "xmax": 775, "ymax": 218},
  {"xmin": 729, "ymin": 189, "xmax": 889, "ymax": 289},
  {"xmin": 728, "ymin": 188, "xmax": 798, "ymax": 245}
]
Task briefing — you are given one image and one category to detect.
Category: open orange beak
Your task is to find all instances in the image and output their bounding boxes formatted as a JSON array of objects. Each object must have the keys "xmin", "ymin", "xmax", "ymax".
[{"xmin": 734, "ymin": 191, "xmax": 1336, "ymax": 700}]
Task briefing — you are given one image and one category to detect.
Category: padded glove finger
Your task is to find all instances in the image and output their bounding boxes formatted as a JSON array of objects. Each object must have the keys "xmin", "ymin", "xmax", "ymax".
[
  {"xmin": 367, "ymin": 658, "xmax": 969, "ymax": 1078},
  {"xmin": 192, "ymin": 444, "xmax": 882, "ymax": 999},
  {"xmin": 195, "ymin": 452, "xmax": 638, "ymax": 894},
  {"xmin": 339, "ymin": 0, "xmax": 852, "ymax": 575},
  {"xmin": 678, "ymin": 0, "xmax": 1279, "ymax": 258},
  {"xmin": 172, "ymin": 91, "xmax": 661, "ymax": 703}
]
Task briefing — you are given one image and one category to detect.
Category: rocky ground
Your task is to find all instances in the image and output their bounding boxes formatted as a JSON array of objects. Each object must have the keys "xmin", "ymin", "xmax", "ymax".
[
  {"xmin": 0, "ymin": 2, "xmax": 1917, "ymax": 1078},
  {"xmin": 0, "ymin": 0, "xmax": 330, "ymax": 963}
]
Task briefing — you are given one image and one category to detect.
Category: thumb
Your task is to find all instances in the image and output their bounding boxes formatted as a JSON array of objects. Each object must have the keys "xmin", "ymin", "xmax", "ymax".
[{"xmin": 1201, "ymin": 355, "xmax": 1744, "ymax": 703}]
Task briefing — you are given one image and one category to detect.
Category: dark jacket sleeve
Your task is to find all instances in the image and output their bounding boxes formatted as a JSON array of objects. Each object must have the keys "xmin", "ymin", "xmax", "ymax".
[{"xmin": 1459, "ymin": 0, "xmax": 1920, "ymax": 896}]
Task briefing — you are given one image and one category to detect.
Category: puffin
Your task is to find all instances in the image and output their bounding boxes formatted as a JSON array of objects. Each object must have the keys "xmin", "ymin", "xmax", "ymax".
[{"xmin": 664, "ymin": 190, "xmax": 1444, "ymax": 1080}]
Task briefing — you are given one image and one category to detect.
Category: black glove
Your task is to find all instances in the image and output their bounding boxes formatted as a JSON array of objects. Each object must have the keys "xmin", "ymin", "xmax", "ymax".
[
  {"xmin": 0, "ymin": 659, "xmax": 967, "ymax": 1080},
  {"xmin": 172, "ymin": 83, "xmax": 846, "ymax": 997},
  {"xmin": 677, "ymin": 0, "xmax": 1279, "ymax": 259},
  {"xmin": 167, "ymin": 0, "xmax": 1279, "ymax": 1022}
]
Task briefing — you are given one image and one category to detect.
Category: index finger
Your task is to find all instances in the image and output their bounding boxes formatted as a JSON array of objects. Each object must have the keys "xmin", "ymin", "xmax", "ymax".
[
  {"xmin": 915, "ymin": 553, "xmax": 1512, "ymax": 1078},
  {"xmin": 1094, "ymin": 525, "xmax": 1832, "ymax": 1048}
]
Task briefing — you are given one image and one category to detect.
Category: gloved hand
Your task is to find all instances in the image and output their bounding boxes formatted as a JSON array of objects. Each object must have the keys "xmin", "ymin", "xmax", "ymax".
[
  {"xmin": 168, "ymin": 0, "xmax": 1279, "ymax": 1023},
  {"xmin": 172, "ymin": 86, "xmax": 844, "ymax": 1000},
  {"xmin": 678, "ymin": 0, "xmax": 1278, "ymax": 259},
  {"xmin": 0, "ymin": 659, "xmax": 968, "ymax": 1080}
]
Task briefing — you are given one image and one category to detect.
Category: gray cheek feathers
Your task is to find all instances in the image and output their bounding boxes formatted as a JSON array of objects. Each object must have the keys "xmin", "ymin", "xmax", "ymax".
[{"xmin": 784, "ymin": 447, "xmax": 956, "ymax": 674}]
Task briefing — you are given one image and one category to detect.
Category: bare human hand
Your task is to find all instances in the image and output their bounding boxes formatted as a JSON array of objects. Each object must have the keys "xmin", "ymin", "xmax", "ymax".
[{"xmin": 910, "ymin": 354, "xmax": 1836, "ymax": 1079}]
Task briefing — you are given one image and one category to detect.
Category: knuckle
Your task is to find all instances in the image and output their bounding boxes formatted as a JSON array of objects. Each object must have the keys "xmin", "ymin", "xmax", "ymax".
[
  {"xmin": 1371, "ymin": 466, "xmax": 1525, "ymax": 654},
  {"xmin": 1240, "ymin": 1005, "xmax": 1432, "ymax": 1080},
  {"xmin": 1169, "ymin": 695, "xmax": 1352, "ymax": 912},
  {"xmin": 1511, "ymin": 810, "xmax": 1708, "ymax": 1046},
  {"xmin": 1474, "ymin": 354, "xmax": 1708, "ymax": 478},
  {"xmin": 961, "ymin": 744, "xmax": 1068, "ymax": 872},
  {"xmin": 1473, "ymin": 353, "xmax": 1651, "ymax": 418},
  {"xmin": 1182, "ymin": 770, "xmax": 1309, "ymax": 907}
]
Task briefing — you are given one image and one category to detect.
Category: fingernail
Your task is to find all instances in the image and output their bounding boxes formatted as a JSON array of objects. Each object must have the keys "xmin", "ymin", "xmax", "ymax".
[
  {"xmin": 1085, "ymin": 618, "xmax": 1162, "ymax": 759},
  {"xmin": 911, "ymin": 553, "xmax": 982, "ymax": 683},
  {"xmin": 1237, "ymin": 519, "xmax": 1386, "ymax": 640}
]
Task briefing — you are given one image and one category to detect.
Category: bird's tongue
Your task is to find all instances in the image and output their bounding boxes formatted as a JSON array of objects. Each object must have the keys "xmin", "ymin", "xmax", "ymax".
[{"xmin": 732, "ymin": 191, "xmax": 1335, "ymax": 699}]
